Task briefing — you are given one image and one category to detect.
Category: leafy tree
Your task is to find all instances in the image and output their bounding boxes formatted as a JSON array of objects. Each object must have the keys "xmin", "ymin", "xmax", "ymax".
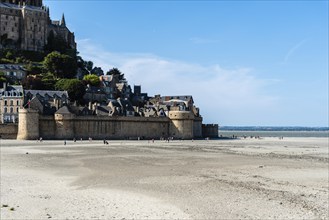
[
  {"xmin": 106, "ymin": 67, "xmax": 125, "ymax": 80},
  {"xmin": 22, "ymin": 75, "xmax": 44, "ymax": 90},
  {"xmin": 91, "ymin": 66, "xmax": 104, "ymax": 76},
  {"xmin": 43, "ymin": 52, "xmax": 77, "ymax": 79},
  {"xmin": 25, "ymin": 63, "xmax": 45, "ymax": 75},
  {"xmin": 0, "ymin": 58, "xmax": 15, "ymax": 64},
  {"xmin": 55, "ymin": 79, "xmax": 86, "ymax": 102},
  {"xmin": 85, "ymin": 61, "xmax": 93, "ymax": 73},
  {"xmin": 41, "ymin": 73, "xmax": 56, "ymax": 90},
  {"xmin": 106, "ymin": 67, "xmax": 121, "ymax": 76},
  {"xmin": 5, "ymin": 51, "xmax": 14, "ymax": 60},
  {"xmin": 0, "ymin": 71, "xmax": 7, "ymax": 85},
  {"xmin": 83, "ymin": 74, "xmax": 100, "ymax": 86},
  {"xmin": 45, "ymin": 31, "xmax": 71, "ymax": 54}
]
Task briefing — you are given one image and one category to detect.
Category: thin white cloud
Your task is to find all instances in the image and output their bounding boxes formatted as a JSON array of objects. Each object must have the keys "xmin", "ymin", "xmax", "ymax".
[
  {"xmin": 284, "ymin": 39, "xmax": 307, "ymax": 63},
  {"xmin": 77, "ymin": 39, "xmax": 278, "ymax": 124}
]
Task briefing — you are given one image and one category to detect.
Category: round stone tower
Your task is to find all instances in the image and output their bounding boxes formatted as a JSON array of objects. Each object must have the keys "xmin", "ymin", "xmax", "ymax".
[
  {"xmin": 17, "ymin": 108, "xmax": 39, "ymax": 140},
  {"xmin": 168, "ymin": 111, "xmax": 195, "ymax": 139}
]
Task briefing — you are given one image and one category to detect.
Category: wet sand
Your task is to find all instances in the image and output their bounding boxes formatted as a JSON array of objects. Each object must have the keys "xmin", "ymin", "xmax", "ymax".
[{"xmin": 1, "ymin": 137, "xmax": 328, "ymax": 219}]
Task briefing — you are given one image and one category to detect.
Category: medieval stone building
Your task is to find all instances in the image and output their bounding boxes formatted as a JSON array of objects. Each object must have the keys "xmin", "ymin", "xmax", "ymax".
[{"xmin": 0, "ymin": 0, "xmax": 75, "ymax": 51}]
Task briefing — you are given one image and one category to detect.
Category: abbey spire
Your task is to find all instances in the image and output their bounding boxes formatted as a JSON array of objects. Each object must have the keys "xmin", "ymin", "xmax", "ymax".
[{"xmin": 61, "ymin": 13, "xmax": 66, "ymax": 27}]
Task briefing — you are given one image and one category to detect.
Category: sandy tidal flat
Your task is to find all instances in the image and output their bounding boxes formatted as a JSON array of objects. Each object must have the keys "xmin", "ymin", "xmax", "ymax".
[{"xmin": 1, "ymin": 137, "xmax": 328, "ymax": 219}]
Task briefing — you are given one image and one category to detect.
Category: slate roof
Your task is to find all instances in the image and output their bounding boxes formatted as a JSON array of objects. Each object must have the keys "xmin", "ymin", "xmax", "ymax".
[
  {"xmin": 0, "ymin": 64, "xmax": 25, "ymax": 71},
  {"xmin": 0, "ymin": 85, "xmax": 24, "ymax": 97},
  {"xmin": 55, "ymin": 106, "xmax": 72, "ymax": 114},
  {"xmin": 25, "ymin": 90, "xmax": 68, "ymax": 99}
]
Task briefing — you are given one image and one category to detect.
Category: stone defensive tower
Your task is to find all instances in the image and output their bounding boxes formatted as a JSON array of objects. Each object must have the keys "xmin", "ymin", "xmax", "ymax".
[
  {"xmin": 17, "ymin": 108, "xmax": 39, "ymax": 140},
  {"xmin": 168, "ymin": 110, "xmax": 195, "ymax": 139}
]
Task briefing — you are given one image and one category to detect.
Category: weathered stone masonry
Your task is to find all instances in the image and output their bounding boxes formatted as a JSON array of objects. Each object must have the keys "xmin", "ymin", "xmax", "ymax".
[{"xmin": 17, "ymin": 108, "xmax": 208, "ymax": 140}]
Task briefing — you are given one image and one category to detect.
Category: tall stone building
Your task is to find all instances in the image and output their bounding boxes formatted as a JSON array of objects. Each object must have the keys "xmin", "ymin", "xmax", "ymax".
[{"xmin": 0, "ymin": 0, "xmax": 76, "ymax": 51}]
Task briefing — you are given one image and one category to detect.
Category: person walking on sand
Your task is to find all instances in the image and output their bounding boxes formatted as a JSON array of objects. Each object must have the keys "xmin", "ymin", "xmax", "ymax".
[{"xmin": 64, "ymin": 140, "xmax": 66, "ymax": 145}]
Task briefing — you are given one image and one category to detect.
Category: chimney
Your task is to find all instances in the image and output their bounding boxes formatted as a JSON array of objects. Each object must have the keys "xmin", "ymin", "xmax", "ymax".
[{"xmin": 3, "ymin": 82, "xmax": 7, "ymax": 91}]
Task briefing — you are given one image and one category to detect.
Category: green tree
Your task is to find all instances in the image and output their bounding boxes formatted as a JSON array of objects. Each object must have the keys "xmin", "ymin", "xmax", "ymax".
[
  {"xmin": 91, "ymin": 66, "xmax": 104, "ymax": 76},
  {"xmin": 0, "ymin": 71, "xmax": 7, "ymax": 85},
  {"xmin": 5, "ymin": 51, "xmax": 14, "ymax": 60},
  {"xmin": 45, "ymin": 31, "xmax": 70, "ymax": 54},
  {"xmin": 83, "ymin": 74, "xmax": 100, "ymax": 86},
  {"xmin": 22, "ymin": 75, "xmax": 44, "ymax": 90},
  {"xmin": 25, "ymin": 63, "xmax": 45, "ymax": 75},
  {"xmin": 55, "ymin": 79, "xmax": 85, "ymax": 102},
  {"xmin": 43, "ymin": 52, "xmax": 77, "ymax": 79},
  {"xmin": 106, "ymin": 67, "xmax": 125, "ymax": 80},
  {"xmin": 41, "ymin": 73, "xmax": 56, "ymax": 90},
  {"xmin": 85, "ymin": 61, "xmax": 93, "ymax": 73},
  {"xmin": 106, "ymin": 67, "xmax": 121, "ymax": 76}
]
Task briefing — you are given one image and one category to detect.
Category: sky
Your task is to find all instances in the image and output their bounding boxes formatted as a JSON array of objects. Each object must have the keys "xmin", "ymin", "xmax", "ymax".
[{"xmin": 44, "ymin": 0, "xmax": 328, "ymax": 127}]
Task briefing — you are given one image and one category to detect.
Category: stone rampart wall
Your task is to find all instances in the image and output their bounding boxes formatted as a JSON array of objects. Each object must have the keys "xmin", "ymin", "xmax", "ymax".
[
  {"xmin": 39, "ymin": 116, "xmax": 170, "ymax": 140},
  {"xmin": 193, "ymin": 117, "xmax": 203, "ymax": 138},
  {"xmin": 202, "ymin": 124, "xmax": 219, "ymax": 138},
  {"xmin": 0, "ymin": 123, "xmax": 18, "ymax": 139}
]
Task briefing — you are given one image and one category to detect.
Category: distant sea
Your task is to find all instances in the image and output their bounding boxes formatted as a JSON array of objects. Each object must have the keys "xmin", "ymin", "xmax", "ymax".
[{"xmin": 219, "ymin": 127, "xmax": 329, "ymax": 138}]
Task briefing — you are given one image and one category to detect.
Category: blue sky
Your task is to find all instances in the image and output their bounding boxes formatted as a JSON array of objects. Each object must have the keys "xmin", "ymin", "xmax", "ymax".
[{"xmin": 44, "ymin": 0, "xmax": 328, "ymax": 126}]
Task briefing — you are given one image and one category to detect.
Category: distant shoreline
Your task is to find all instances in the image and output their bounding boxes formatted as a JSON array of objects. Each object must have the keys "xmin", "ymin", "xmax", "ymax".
[
  {"xmin": 220, "ymin": 126, "xmax": 329, "ymax": 131},
  {"xmin": 218, "ymin": 130, "xmax": 329, "ymax": 138}
]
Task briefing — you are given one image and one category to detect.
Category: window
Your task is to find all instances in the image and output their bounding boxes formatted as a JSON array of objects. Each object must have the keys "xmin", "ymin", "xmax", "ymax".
[
  {"xmin": 10, "ymin": 107, "xmax": 13, "ymax": 113},
  {"xmin": 10, "ymin": 100, "xmax": 13, "ymax": 106},
  {"xmin": 4, "ymin": 100, "xmax": 7, "ymax": 106},
  {"xmin": 16, "ymin": 107, "xmax": 19, "ymax": 113},
  {"xmin": 17, "ymin": 100, "xmax": 19, "ymax": 105},
  {"xmin": 4, "ymin": 107, "xmax": 7, "ymax": 113}
]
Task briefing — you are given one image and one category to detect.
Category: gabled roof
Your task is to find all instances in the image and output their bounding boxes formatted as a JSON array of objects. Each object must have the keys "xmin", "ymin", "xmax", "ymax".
[
  {"xmin": 25, "ymin": 90, "xmax": 69, "ymax": 99},
  {"xmin": 55, "ymin": 106, "xmax": 72, "ymax": 115},
  {"xmin": 0, "ymin": 64, "xmax": 25, "ymax": 71},
  {"xmin": 0, "ymin": 85, "xmax": 24, "ymax": 98}
]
